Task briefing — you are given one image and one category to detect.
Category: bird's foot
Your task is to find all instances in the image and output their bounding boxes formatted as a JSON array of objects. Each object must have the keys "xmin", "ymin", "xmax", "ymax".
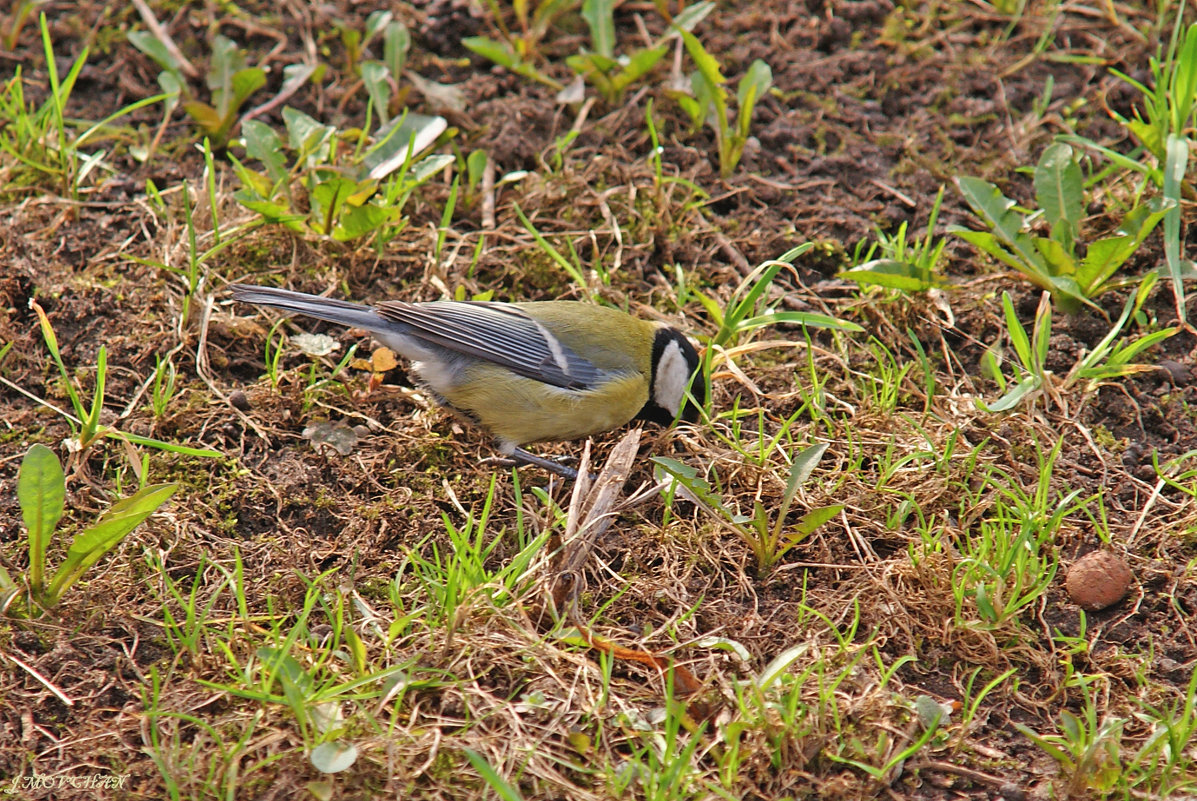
[{"xmin": 482, "ymin": 448, "xmax": 582, "ymax": 480}]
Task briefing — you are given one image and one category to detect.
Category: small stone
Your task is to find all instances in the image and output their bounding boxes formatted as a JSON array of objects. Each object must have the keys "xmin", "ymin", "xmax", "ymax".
[
  {"xmin": 1066, "ymin": 551, "xmax": 1132, "ymax": 611},
  {"xmin": 229, "ymin": 390, "xmax": 252, "ymax": 411},
  {"xmin": 1157, "ymin": 360, "xmax": 1192, "ymax": 386},
  {"xmin": 998, "ymin": 783, "xmax": 1027, "ymax": 801}
]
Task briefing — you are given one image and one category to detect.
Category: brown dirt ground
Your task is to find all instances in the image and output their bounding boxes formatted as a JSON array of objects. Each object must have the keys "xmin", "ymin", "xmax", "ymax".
[{"xmin": 1, "ymin": 1, "xmax": 1196, "ymax": 800}]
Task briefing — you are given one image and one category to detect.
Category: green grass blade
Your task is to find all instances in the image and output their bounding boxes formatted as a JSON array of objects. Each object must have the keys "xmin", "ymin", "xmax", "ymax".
[
  {"xmin": 1001, "ymin": 291, "xmax": 1033, "ymax": 369},
  {"xmin": 1163, "ymin": 134, "xmax": 1189, "ymax": 324},
  {"xmin": 30, "ymin": 300, "xmax": 86, "ymax": 420},
  {"xmin": 463, "ymin": 748, "xmax": 524, "ymax": 801}
]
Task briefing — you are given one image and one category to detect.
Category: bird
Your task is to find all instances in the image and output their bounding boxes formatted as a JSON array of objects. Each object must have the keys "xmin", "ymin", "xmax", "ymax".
[{"xmin": 229, "ymin": 284, "xmax": 705, "ymax": 477}]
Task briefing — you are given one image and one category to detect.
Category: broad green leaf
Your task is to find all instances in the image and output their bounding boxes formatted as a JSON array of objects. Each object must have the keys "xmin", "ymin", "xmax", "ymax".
[
  {"xmin": 364, "ymin": 10, "xmax": 393, "ymax": 42},
  {"xmin": 280, "ymin": 63, "xmax": 318, "ymax": 99},
  {"xmin": 582, "ymin": 0, "xmax": 615, "ymax": 59},
  {"xmin": 207, "ymin": 35, "xmax": 242, "ymax": 95},
  {"xmin": 258, "ymin": 646, "xmax": 315, "ymax": 694},
  {"xmin": 241, "ymin": 119, "xmax": 287, "ymax": 185},
  {"xmin": 981, "ymin": 375, "xmax": 1042, "ymax": 412},
  {"xmin": 1127, "ymin": 118, "xmax": 1163, "ymax": 161},
  {"xmin": 677, "ymin": 28, "xmax": 725, "ymax": 88},
  {"xmin": 231, "ymin": 67, "xmax": 266, "ymax": 109},
  {"xmin": 18, "ymin": 444, "xmax": 65, "ymax": 593},
  {"xmin": 652, "ymin": 457, "xmax": 734, "ymax": 520},
  {"xmin": 841, "ymin": 258, "xmax": 945, "ymax": 291},
  {"xmin": 156, "ymin": 70, "xmax": 183, "ymax": 105},
  {"xmin": 361, "ymin": 61, "xmax": 391, "ymax": 125},
  {"xmin": 787, "ymin": 505, "xmax": 843, "ymax": 543},
  {"xmin": 612, "ymin": 45, "xmax": 669, "ymax": 94},
  {"xmin": 1042, "ymin": 273, "xmax": 1092, "ymax": 313},
  {"xmin": 952, "ymin": 227, "xmax": 1087, "ymax": 310},
  {"xmin": 566, "ymin": 51, "xmax": 619, "ymax": 78},
  {"xmin": 341, "ymin": 27, "xmax": 362, "ymax": 59},
  {"xmin": 383, "ymin": 21, "xmax": 410, "ymax": 79},
  {"xmin": 756, "ymin": 642, "xmax": 810, "ymax": 691},
  {"xmin": 788, "ymin": 442, "xmax": 828, "ymax": 489},
  {"xmin": 736, "ymin": 60, "xmax": 772, "ymax": 140},
  {"xmin": 409, "ymin": 153, "xmax": 455, "ymax": 183},
  {"xmin": 689, "ymin": 66, "xmax": 718, "ymax": 125},
  {"xmin": 182, "ymin": 100, "xmax": 222, "ymax": 135},
  {"xmin": 781, "ymin": 443, "xmax": 827, "ymax": 515},
  {"xmin": 334, "ymin": 202, "xmax": 401, "ymax": 241},
  {"xmin": 235, "ymin": 194, "xmax": 305, "ymax": 231},
  {"xmin": 1079, "ymin": 236, "xmax": 1143, "ymax": 296},
  {"xmin": 1034, "ymin": 143, "xmax": 1083, "ymax": 248},
  {"xmin": 530, "ymin": 0, "xmax": 576, "ymax": 36},
  {"xmin": 127, "ymin": 30, "xmax": 181, "ymax": 76},
  {"xmin": 1033, "ymin": 236, "xmax": 1075, "ymax": 277},
  {"xmin": 467, "ymin": 149, "xmax": 488, "ymax": 193},
  {"xmin": 46, "ymin": 483, "xmax": 177, "ymax": 605},
  {"xmin": 283, "ymin": 107, "xmax": 336, "ymax": 167},
  {"xmin": 955, "ymin": 177, "xmax": 1047, "ymax": 277},
  {"xmin": 309, "ymin": 176, "xmax": 354, "ymax": 233},
  {"xmin": 463, "ymin": 36, "xmax": 520, "ymax": 69},
  {"xmin": 311, "ymin": 742, "xmax": 358, "ymax": 774},
  {"xmin": 670, "ymin": 1, "xmax": 715, "ymax": 35},
  {"xmin": 363, "ymin": 113, "xmax": 447, "ymax": 181},
  {"xmin": 669, "ymin": 89, "xmax": 704, "ymax": 131},
  {"xmin": 691, "ymin": 288, "xmax": 726, "ymax": 329}
]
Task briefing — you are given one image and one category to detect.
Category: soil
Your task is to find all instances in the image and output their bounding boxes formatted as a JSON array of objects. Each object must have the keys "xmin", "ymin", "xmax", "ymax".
[{"xmin": 1, "ymin": 1, "xmax": 1195, "ymax": 800}]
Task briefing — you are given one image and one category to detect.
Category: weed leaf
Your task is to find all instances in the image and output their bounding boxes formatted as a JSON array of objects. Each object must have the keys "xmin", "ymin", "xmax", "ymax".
[
  {"xmin": 47, "ymin": 483, "xmax": 178, "ymax": 604},
  {"xmin": 18, "ymin": 444, "xmax": 65, "ymax": 592}
]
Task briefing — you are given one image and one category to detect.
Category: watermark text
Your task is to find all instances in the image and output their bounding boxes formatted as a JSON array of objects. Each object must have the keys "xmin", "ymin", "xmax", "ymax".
[{"xmin": 4, "ymin": 772, "xmax": 129, "ymax": 794}]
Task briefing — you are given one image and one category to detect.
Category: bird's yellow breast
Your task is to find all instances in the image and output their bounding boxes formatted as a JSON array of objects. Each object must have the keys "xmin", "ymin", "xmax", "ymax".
[{"xmin": 440, "ymin": 363, "xmax": 648, "ymax": 448}]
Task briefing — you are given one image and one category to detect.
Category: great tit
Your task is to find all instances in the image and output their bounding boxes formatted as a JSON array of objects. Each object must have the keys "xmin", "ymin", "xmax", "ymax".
[{"xmin": 230, "ymin": 285, "xmax": 705, "ymax": 477}]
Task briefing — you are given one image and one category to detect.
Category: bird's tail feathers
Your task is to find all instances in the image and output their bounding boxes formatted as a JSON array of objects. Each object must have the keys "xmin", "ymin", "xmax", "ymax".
[{"xmin": 230, "ymin": 284, "xmax": 385, "ymax": 331}]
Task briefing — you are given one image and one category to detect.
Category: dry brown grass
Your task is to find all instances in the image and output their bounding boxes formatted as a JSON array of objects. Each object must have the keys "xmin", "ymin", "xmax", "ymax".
[{"xmin": 1, "ymin": 2, "xmax": 1196, "ymax": 800}]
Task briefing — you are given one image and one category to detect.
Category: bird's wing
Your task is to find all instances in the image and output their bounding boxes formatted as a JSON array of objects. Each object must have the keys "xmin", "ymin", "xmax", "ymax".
[{"xmin": 375, "ymin": 301, "xmax": 601, "ymax": 390}]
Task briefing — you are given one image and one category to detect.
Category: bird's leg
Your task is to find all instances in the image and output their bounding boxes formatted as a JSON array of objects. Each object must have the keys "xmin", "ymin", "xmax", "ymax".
[
  {"xmin": 509, "ymin": 447, "xmax": 581, "ymax": 480},
  {"xmin": 480, "ymin": 447, "xmax": 581, "ymax": 480}
]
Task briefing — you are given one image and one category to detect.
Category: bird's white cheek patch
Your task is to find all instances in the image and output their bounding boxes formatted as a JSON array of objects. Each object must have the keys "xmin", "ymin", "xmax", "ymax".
[{"xmin": 653, "ymin": 341, "xmax": 690, "ymax": 416}]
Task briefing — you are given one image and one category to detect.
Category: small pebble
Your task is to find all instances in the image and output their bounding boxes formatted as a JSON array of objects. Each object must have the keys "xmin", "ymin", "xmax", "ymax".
[
  {"xmin": 229, "ymin": 390, "xmax": 252, "ymax": 411},
  {"xmin": 998, "ymin": 783, "xmax": 1027, "ymax": 801},
  {"xmin": 1157, "ymin": 360, "xmax": 1192, "ymax": 386},
  {"xmin": 1066, "ymin": 551, "xmax": 1132, "ymax": 611}
]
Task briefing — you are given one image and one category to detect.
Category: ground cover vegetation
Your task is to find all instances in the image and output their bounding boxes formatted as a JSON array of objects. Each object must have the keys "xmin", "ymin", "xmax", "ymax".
[{"xmin": 1, "ymin": 0, "xmax": 1196, "ymax": 799}]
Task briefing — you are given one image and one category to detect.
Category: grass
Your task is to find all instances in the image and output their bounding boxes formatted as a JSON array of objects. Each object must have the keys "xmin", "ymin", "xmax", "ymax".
[{"xmin": 0, "ymin": 2, "xmax": 1195, "ymax": 801}]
